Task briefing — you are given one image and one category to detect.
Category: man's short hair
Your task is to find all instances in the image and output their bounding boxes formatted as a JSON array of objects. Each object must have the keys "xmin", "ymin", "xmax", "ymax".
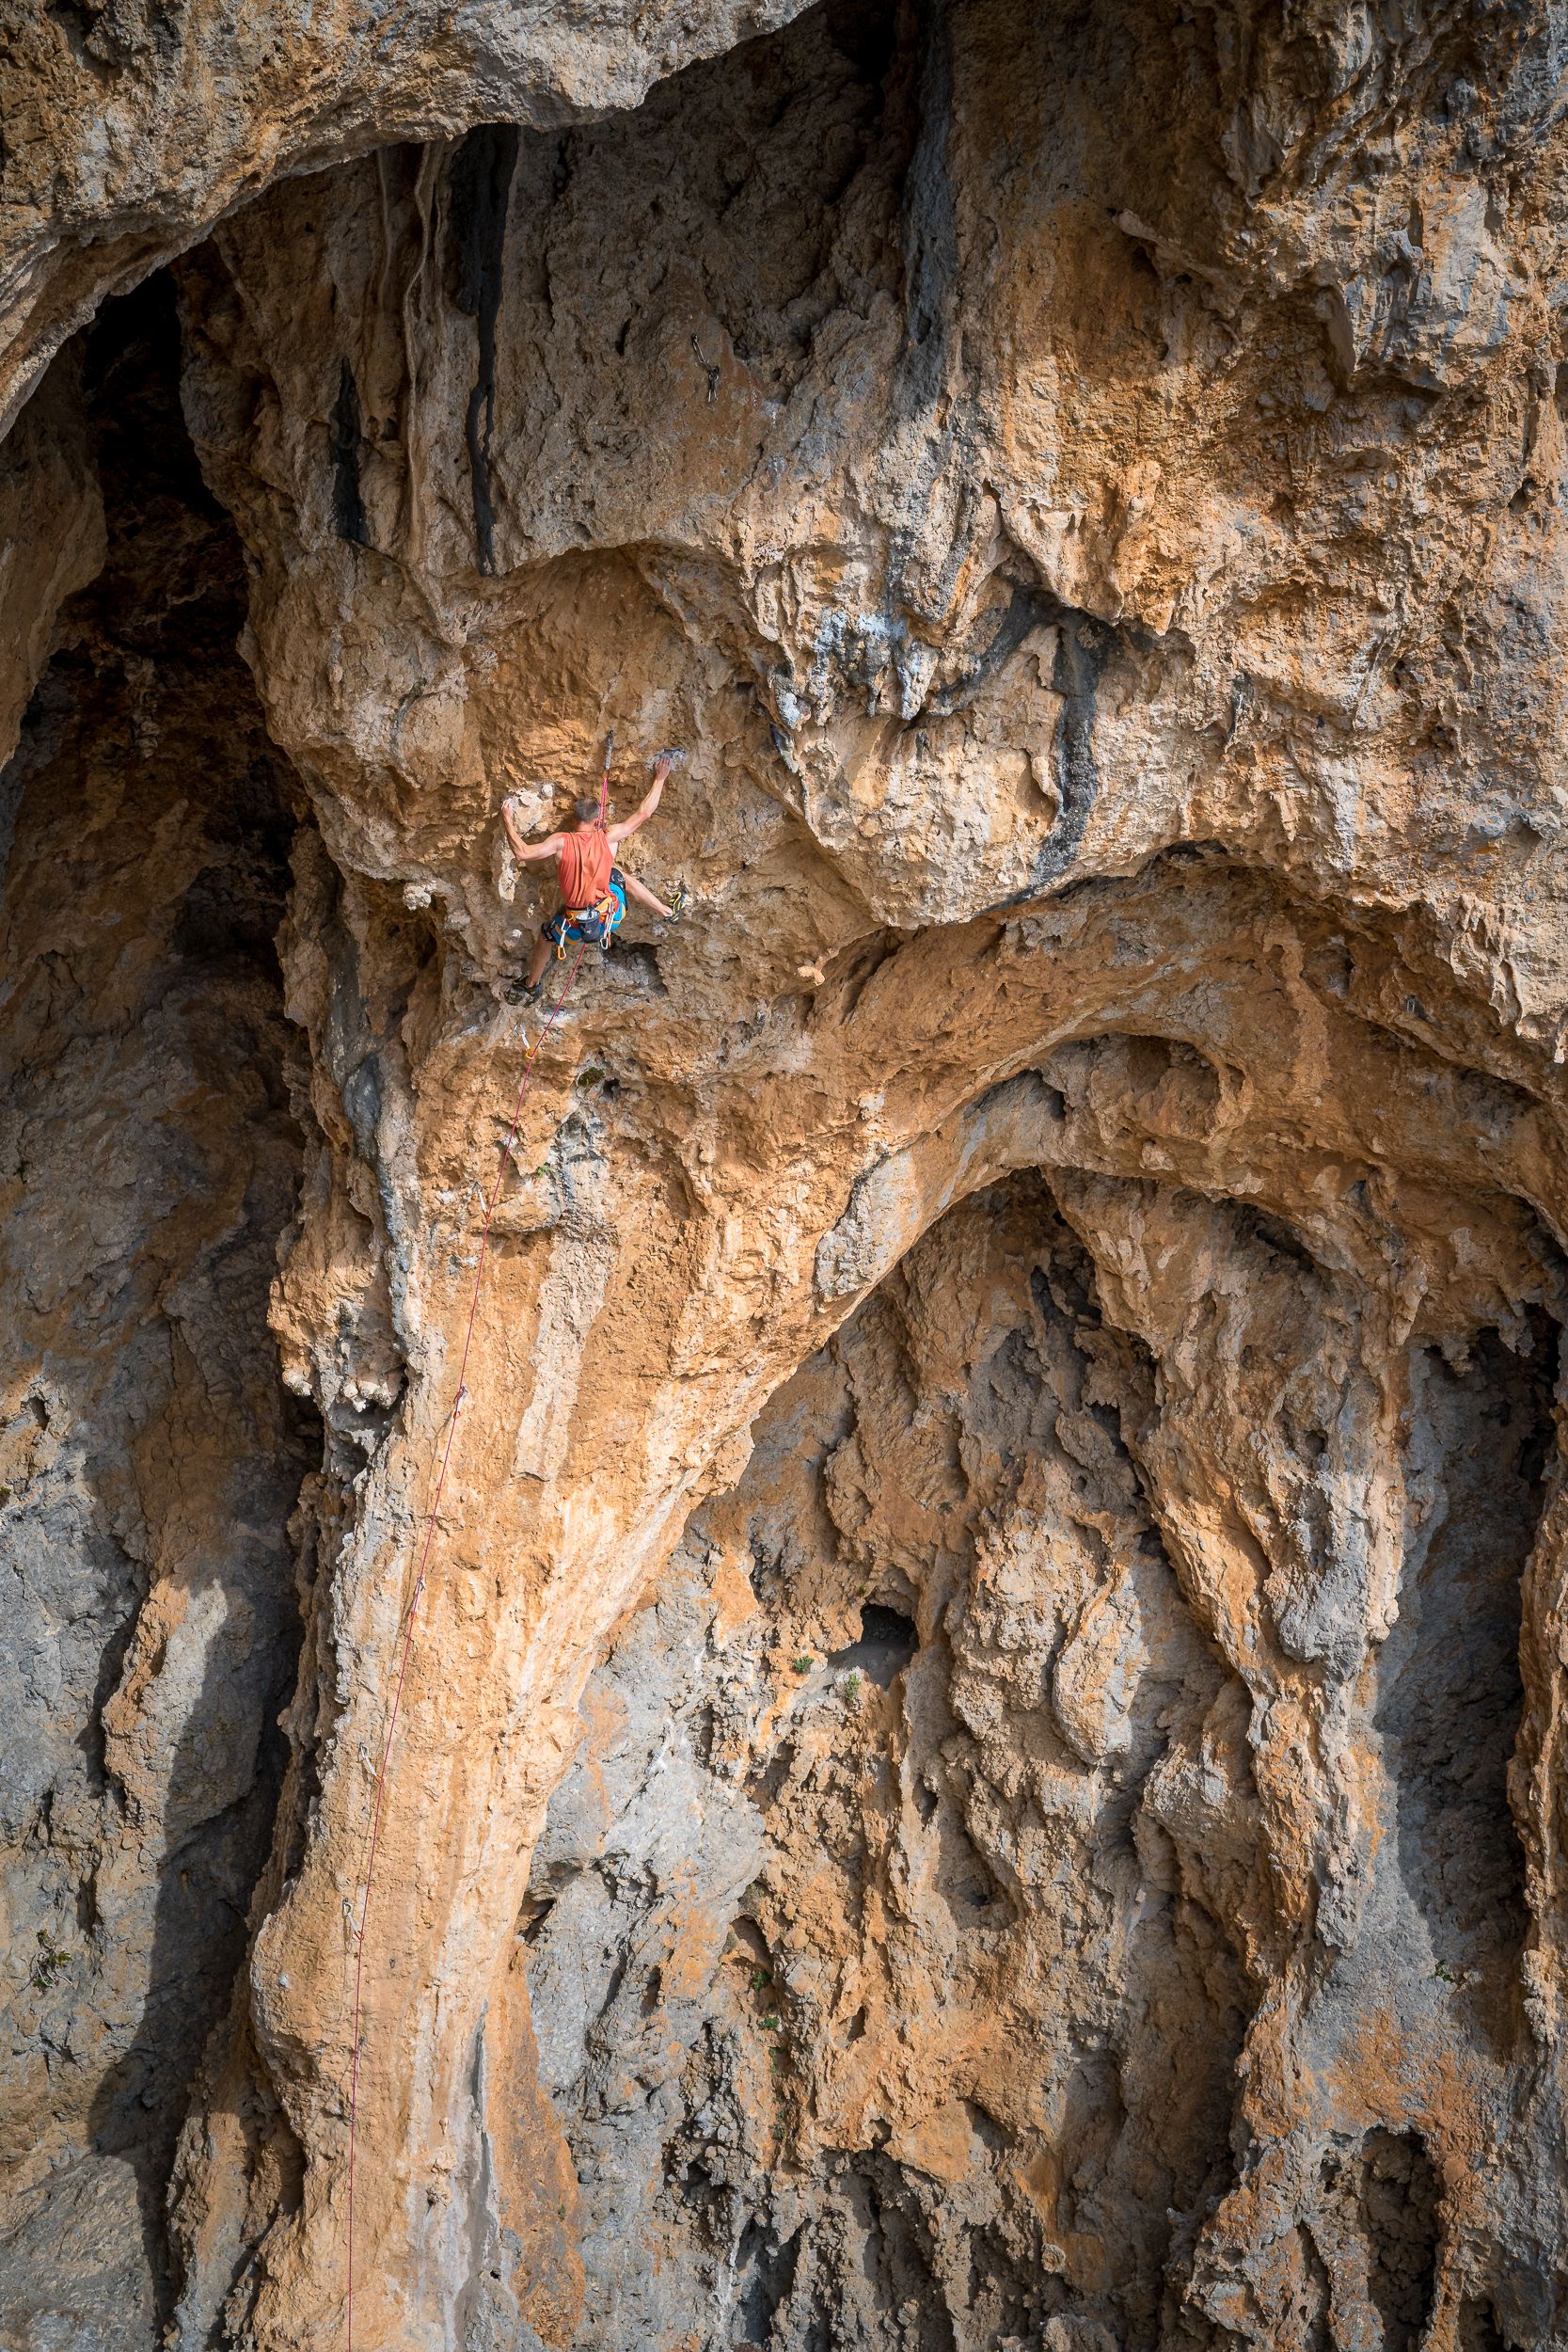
[{"xmin": 574, "ymin": 795, "xmax": 602, "ymax": 825}]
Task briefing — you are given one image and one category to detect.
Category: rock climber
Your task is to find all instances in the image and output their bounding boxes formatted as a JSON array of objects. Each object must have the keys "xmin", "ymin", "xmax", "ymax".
[{"xmin": 501, "ymin": 752, "xmax": 683, "ymax": 1003}]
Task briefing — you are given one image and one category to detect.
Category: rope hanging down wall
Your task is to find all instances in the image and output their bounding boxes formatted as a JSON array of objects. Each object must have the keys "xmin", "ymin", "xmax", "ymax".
[{"xmin": 343, "ymin": 930, "xmax": 592, "ymax": 2351}]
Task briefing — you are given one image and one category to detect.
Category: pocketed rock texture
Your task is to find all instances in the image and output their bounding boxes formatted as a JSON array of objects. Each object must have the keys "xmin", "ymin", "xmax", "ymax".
[{"xmin": 7, "ymin": 1, "xmax": 1568, "ymax": 2348}]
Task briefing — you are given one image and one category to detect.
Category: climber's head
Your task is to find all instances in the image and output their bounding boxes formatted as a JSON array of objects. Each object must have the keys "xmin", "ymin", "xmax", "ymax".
[{"xmin": 572, "ymin": 796, "xmax": 603, "ymax": 829}]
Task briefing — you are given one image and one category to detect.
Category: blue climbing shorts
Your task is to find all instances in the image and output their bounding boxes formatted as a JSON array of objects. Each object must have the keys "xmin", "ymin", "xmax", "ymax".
[{"xmin": 544, "ymin": 868, "xmax": 626, "ymax": 950}]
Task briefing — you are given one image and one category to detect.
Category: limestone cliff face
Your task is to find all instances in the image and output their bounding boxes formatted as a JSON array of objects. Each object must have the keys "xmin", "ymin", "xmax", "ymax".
[
  {"xmin": 4, "ymin": 3, "xmax": 1568, "ymax": 2349},
  {"xmin": 0, "ymin": 0, "xmax": 818, "ymax": 439},
  {"xmin": 530, "ymin": 1168, "xmax": 1552, "ymax": 2350}
]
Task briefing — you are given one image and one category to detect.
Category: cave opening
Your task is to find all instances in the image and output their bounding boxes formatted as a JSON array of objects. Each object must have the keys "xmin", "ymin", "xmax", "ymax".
[
  {"xmin": 827, "ymin": 1599, "xmax": 919, "ymax": 1687},
  {"xmin": 0, "ymin": 272, "xmax": 322, "ymax": 2337}
]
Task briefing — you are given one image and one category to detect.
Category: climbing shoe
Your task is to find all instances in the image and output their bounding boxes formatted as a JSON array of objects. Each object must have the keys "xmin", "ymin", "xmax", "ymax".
[
  {"xmin": 506, "ymin": 975, "xmax": 546, "ymax": 1005},
  {"xmin": 667, "ymin": 882, "xmax": 689, "ymax": 921}
]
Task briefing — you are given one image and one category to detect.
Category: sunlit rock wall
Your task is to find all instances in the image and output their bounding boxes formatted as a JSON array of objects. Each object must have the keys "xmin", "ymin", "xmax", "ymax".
[{"xmin": 4, "ymin": 2, "xmax": 1568, "ymax": 2347}]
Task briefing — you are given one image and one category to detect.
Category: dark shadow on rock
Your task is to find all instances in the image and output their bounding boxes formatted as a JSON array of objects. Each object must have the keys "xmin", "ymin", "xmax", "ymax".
[
  {"xmin": 1357, "ymin": 2127, "xmax": 1441, "ymax": 2352},
  {"xmin": 0, "ymin": 270, "xmax": 320, "ymax": 2342},
  {"xmin": 827, "ymin": 1601, "xmax": 918, "ymax": 1687},
  {"xmin": 1375, "ymin": 1319, "xmax": 1555, "ymax": 2046}
]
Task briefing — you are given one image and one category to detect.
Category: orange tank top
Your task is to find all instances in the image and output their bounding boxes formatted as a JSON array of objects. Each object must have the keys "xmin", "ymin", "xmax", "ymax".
[{"xmin": 558, "ymin": 825, "xmax": 612, "ymax": 909}]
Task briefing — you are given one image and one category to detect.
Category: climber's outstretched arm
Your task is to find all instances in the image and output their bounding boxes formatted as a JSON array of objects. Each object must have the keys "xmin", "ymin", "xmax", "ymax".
[
  {"xmin": 501, "ymin": 801, "xmax": 566, "ymax": 864},
  {"xmin": 608, "ymin": 754, "xmax": 673, "ymax": 844}
]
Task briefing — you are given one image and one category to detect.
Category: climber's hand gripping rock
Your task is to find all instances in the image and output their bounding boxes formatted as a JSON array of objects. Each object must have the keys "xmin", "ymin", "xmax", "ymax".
[{"xmin": 503, "ymin": 749, "xmax": 688, "ymax": 1003}]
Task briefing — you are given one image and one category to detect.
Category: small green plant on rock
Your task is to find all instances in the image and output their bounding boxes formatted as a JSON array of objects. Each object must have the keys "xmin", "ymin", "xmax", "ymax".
[
  {"xmin": 791, "ymin": 1654, "xmax": 813, "ymax": 1677},
  {"xmin": 30, "ymin": 1931, "xmax": 67, "ymax": 1994}
]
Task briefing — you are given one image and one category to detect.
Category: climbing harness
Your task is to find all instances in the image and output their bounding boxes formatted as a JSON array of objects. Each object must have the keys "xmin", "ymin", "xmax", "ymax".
[
  {"xmin": 343, "ymin": 932, "xmax": 592, "ymax": 2352},
  {"xmin": 548, "ymin": 872, "xmax": 625, "ymax": 956}
]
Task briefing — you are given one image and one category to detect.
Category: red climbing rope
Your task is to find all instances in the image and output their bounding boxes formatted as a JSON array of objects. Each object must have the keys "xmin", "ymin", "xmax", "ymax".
[{"xmin": 343, "ymin": 931, "xmax": 592, "ymax": 2352}]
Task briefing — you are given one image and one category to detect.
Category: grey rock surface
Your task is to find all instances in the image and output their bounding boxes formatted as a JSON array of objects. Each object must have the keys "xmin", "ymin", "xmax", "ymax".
[
  {"xmin": 525, "ymin": 1174, "xmax": 1552, "ymax": 2347},
  {"xmin": 0, "ymin": 281, "xmax": 318, "ymax": 2345}
]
